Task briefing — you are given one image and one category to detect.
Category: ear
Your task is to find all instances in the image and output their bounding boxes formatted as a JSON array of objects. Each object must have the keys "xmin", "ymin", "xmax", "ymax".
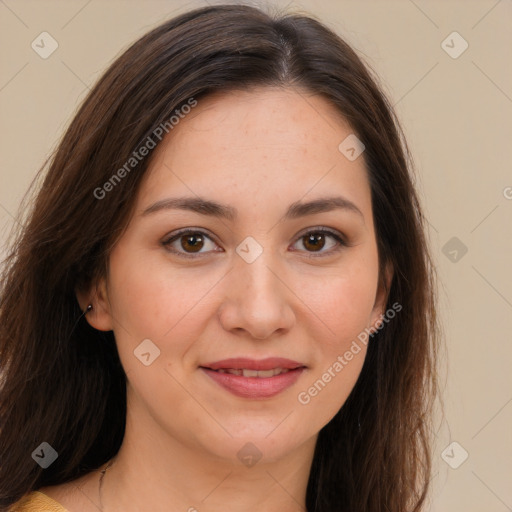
[
  {"xmin": 75, "ymin": 277, "xmax": 114, "ymax": 332},
  {"xmin": 369, "ymin": 261, "xmax": 394, "ymax": 330}
]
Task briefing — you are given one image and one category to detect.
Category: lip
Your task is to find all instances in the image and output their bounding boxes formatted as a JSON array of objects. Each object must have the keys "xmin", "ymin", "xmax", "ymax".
[
  {"xmin": 201, "ymin": 357, "xmax": 304, "ymax": 371},
  {"xmin": 200, "ymin": 358, "xmax": 307, "ymax": 399}
]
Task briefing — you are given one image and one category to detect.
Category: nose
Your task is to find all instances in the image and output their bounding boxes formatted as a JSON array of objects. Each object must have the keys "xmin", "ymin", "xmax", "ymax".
[{"xmin": 217, "ymin": 252, "xmax": 296, "ymax": 340}]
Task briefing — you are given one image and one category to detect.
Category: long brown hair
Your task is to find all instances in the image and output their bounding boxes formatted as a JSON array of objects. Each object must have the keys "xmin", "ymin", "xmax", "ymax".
[{"xmin": 0, "ymin": 4, "xmax": 440, "ymax": 511}]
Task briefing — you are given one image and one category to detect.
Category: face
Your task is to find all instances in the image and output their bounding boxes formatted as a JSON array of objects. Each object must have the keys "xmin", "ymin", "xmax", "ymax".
[{"xmin": 84, "ymin": 87, "xmax": 391, "ymax": 466}]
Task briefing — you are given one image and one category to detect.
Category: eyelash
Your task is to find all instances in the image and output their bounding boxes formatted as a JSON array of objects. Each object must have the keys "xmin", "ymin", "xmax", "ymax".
[{"xmin": 161, "ymin": 227, "xmax": 347, "ymax": 259}]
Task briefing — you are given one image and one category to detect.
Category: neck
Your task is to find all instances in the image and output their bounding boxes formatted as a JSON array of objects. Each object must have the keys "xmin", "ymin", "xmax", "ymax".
[{"xmin": 99, "ymin": 392, "xmax": 316, "ymax": 512}]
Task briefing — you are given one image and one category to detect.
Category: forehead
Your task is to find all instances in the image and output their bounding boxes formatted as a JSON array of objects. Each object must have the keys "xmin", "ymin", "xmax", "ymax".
[
  {"xmin": 138, "ymin": 87, "xmax": 372, "ymax": 220},
  {"xmin": 168, "ymin": 86, "xmax": 353, "ymax": 152}
]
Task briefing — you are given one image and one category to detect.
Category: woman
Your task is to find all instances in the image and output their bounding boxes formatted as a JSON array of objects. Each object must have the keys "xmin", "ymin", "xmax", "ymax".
[{"xmin": 0, "ymin": 4, "xmax": 440, "ymax": 511}]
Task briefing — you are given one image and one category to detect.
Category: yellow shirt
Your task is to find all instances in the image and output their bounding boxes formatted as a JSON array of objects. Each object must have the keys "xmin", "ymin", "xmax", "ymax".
[{"xmin": 9, "ymin": 491, "xmax": 69, "ymax": 512}]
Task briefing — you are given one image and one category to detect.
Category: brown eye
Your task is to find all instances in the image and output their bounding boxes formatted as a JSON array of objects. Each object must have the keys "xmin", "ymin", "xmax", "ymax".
[
  {"xmin": 163, "ymin": 230, "xmax": 219, "ymax": 257},
  {"xmin": 292, "ymin": 229, "xmax": 345, "ymax": 256},
  {"xmin": 302, "ymin": 233, "xmax": 327, "ymax": 252},
  {"xmin": 180, "ymin": 233, "xmax": 205, "ymax": 253}
]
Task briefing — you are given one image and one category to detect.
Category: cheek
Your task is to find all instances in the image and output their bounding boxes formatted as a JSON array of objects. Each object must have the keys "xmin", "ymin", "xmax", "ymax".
[
  {"xmin": 308, "ymin": 275, "xmax": 372, "ymax": 377},
  {"xmin": 305, "ymin": 258, "xmax": 379, "ymax": 348},
  {"xmin": 294, "ymin": 258, "xmax": 376, "ymax": 413},
  {"xmin": 295, "ymin": 271, "xmax": 375, "ymax": 426},
  {"xmin": 106, "ymin": 249, "xmax": 226, "ymax": 366},
  {"xmin": 297, "ymin": 343, "xmax": 367, "ymax": 432}
]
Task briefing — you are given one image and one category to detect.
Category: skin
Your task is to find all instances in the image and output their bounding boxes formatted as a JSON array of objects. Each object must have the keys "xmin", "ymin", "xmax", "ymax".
[{"xmin": 41, "ymin": 87, "xmax": 392, "ymax": 512}]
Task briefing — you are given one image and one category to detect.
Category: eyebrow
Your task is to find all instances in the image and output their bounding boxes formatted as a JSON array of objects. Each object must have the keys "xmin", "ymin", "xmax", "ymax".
[{"xmin": 141, "ymin": 195, "xmax": 364, "ymax": 222}]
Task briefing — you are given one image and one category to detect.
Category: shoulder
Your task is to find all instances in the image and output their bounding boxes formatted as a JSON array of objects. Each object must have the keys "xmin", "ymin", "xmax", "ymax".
[
  {"xmin": 10, "ymin": 471, "xmax": 100, "ymax": 512},
  {"xmin": 8, "ymin": 491, "xmax": 69, "ymax": 512}
]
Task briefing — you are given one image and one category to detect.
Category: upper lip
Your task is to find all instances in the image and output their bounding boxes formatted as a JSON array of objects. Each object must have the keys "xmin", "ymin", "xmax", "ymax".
[{"xmin": 201, "ymin": 357, "xmax": 305, "ymax": 371}]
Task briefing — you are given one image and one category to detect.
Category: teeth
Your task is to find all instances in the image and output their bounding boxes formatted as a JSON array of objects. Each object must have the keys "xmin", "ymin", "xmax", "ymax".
[
  {"xmin": 252, "ymin": 369, "xmax": 274, "ymax": 378},
  {"xmin": 216, "ymin": 368, "xmax": 291, "ymax": 377},
  {"xmin": 242, "ymin": 369, "xmax": 259, "ymax": 377}
]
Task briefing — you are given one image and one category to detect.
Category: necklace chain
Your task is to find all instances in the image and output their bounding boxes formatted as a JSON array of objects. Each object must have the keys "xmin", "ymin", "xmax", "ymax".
[{"xmin": 98, "ymin": 458, "xmax": 115, "ymax": 512}]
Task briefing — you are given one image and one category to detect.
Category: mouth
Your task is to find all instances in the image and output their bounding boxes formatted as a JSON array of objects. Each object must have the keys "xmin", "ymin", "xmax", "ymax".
[
  {"xmin": 213, "ymin": 367, "xmax": 293, "ymax": 377},
  {"xmin": 199, "ymin": 358, "xmax": 306, "ymax": 399}
]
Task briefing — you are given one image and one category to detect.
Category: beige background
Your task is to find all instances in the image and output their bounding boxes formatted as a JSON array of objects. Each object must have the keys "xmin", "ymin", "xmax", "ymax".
[{"xmin": 1, "ymin": 0, "xmax": 511, "ymax": 510}]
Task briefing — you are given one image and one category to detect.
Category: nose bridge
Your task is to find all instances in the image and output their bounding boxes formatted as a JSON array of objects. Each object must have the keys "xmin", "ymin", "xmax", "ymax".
[
  {"xmin": 219, "ymin": 241, "xmax": 295, "ymax": 338},
  {"xmin": 234, "ymin": 241, "xmax": 284, "ymax": 304}
]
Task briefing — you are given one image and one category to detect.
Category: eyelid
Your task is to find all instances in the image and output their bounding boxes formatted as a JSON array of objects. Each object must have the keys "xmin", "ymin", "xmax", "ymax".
[
  {"xmin": 290, "ymin": 226, "xmax": 347, "ymax": 257},
  {"xmin": 161, "ymin": 227, "xmax": 222, "ymax": 259},
  {"xmin": 161, "ymin": 226, "xmax": 348, "ymax": 258}
]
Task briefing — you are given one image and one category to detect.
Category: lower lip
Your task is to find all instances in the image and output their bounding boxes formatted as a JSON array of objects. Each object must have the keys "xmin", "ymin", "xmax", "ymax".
[{"xmin": 201, "ymin": 367, "xmax": 305, "ymax": 399}]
